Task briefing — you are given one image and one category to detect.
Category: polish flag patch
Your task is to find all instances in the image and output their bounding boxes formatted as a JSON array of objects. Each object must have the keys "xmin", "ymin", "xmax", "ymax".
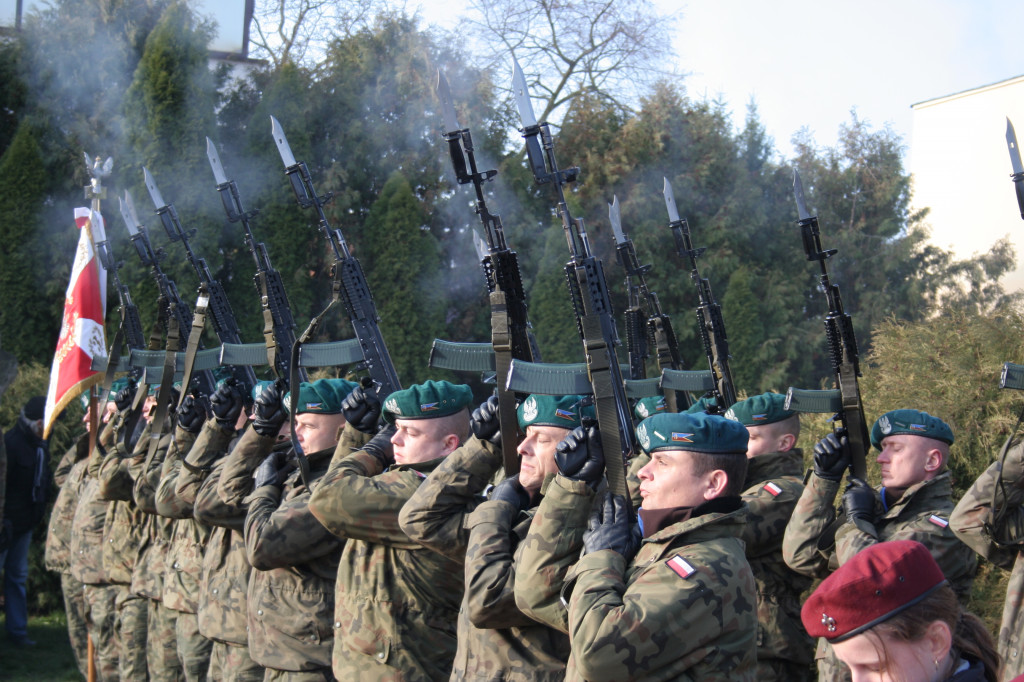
[
  {"xmin": 763, "ymin": 481, "xmax": 783, "ymax": 497},
  {"xmin": 929, "ymin": 515, "xmax": 949, "ymax": 528},
  {"xmin": 666, "ymin": 555, "xmax": 696, "ymax": 579}
]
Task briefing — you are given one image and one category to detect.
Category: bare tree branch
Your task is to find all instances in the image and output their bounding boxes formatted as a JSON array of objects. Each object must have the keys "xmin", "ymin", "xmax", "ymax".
[{"xmin": 250, "ymin": 0, "xmax": 384, "ymax": 71}]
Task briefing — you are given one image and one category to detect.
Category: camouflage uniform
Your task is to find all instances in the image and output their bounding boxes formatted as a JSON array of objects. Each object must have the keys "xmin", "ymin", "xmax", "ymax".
[
  {"xmin": 782, "ymin": 469, "xmax": 976, "ymax": 680},
  {"xmin": 950, "ymin": 439, "xmax": 1024, "ymax": 681},
  {"xmin": 45, "ymin": 434, "xmax": 91, "ymax": 678},
  {"xmin": 738, "ymin": 450, "xmax": 813, "ymax": 681},
  {"xmin": 307, "ymin": 424, "xmax": 463, "ymax": 680},
  {"xmin": 218, "ymin": 427, "xmax": 342, "ymax": 679},
  {"xmin": 515, "ymin": 474, "xmax": 758, "ymax": 681},
  {"xmin": 399, "ymin": 436, "xmax": 570, "ymax": 680},
  {"xmin": 179, "ymin": 421, "xmax": 264, "ymax": 682}
]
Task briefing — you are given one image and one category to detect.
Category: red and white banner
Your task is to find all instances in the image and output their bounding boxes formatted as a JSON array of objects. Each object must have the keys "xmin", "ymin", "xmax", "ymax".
[{"xmin": 43, "ymin": 208, "xmax": 108, "ymax": 438}]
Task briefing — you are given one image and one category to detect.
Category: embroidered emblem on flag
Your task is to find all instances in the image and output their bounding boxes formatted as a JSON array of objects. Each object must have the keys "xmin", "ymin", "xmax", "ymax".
[
  {"xmin": 667, "ymin": 555, "xmax": 696, "ymax": 579},
  {"xmin": 555, "ymin": 408, "xmax": 575, "ymax": 420},
  {"xmin": 671, "ymin": 432, "xmax": 694, "ymax": 442},
  {"xmin": 929, "ymin": 515, "xmax": 949, "ymax": 528},
  {"xmin": 420, "ymin": 402, "xmax": 439, "ymax": 412},
  {"xmin": 763, "ymin": 481, "xmax": 783, "ymax": 497}
]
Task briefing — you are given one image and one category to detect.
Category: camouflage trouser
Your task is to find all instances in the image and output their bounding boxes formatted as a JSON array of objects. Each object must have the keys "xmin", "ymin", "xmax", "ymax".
[
  {"xmin": 82, "ymin": 582, "xmax": 120, "ymax": 682},
  {"xmin": 756, "ymin": 656, "xmax": 815, "ymax": 682},
  {"xmin": 115, "ymin": 588, "xmax": 148, "ymax": 682},
  {"xmin": 816, "ymin": 637, "xmax": 852, "ymax": 682},
  {"xmin": 148, "ymin": 599, "xmax": 184, "ymax": 682},
  {"xmin": 208, "ymin": 641, "xmax": 265, "ymax": 682},
  {"xmin": 262, "ymin": 666, "xmax": 335, "ymax": 681},
  {"xmin": 175, "ymin": 611, "xmax": 212, "ymax": 682},
  {"xmin": 60, "ymin": 572, "xmax": 89, "ymax": 679}
]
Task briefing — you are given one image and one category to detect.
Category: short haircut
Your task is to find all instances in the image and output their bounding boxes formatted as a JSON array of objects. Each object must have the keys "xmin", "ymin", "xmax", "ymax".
[
  {"xmin": 689, "ymin": 450, "xmax": 749, "ymax": 497},
  {"xmin": 768, "ymin": 413, "xmax": 801, "ymax": 441},
  {"xmin": 424, "ymin": 408, "xmax": 471, "ymax": 446}
]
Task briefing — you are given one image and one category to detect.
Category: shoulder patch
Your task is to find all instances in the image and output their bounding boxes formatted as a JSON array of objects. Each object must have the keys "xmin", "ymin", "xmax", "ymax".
[
  {"xmin": 666, "ymin": 554, "xmax": 696, "ymax": 579},
  {"xmin": 928, "ymin": 514, "xmax": 949, "ymax": 528},
  {"xmin": 763, "ymin": 481, "xmax": 783, "ymax": 497}
]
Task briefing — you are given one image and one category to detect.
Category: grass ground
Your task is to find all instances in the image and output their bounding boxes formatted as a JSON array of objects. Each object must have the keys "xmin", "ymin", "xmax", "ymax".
[{"xmin": 0, "ymin": 612, "xmax": 82, "ymax": 681}]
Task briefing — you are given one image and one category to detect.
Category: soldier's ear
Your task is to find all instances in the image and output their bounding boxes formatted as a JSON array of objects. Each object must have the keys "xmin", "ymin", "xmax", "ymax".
[
  {"xmin": 923, "ymin": 447, "xmax": 943, "ymax": 473},
  {"xmin": 777, "ymin": 433, "xmax": 797, "ymax": 453},
  {"xmin": 703, "ymin": 469, "xmax": 729, "ymax": 501}
]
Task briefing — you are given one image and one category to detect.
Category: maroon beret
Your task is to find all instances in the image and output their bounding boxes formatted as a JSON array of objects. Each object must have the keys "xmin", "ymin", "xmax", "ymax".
[{"xmin": 801, "ymin": 540, "xmax": 947, "ymax": 642}]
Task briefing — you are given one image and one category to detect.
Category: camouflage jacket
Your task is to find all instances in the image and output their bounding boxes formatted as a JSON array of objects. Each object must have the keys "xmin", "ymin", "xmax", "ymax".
[
  {"xmin": 174, "ymin": 419, "xmax": 237, "ymax": 508},
  {"xmin": 98, "ymin": 422, "xmax": 150, "ymax": 586},
  {"xmin": 69, "ymin": 445, "xmax": 109, "ymax": 585},
  {"xmin": 244, "ymin": 445, "xmax": 343, "ymax": 673},
  {"xmin": 45, "ymin": 436, "xmax": 90, "ymax": 572},
  {"xmin": 783, "ymin": 469, "xmax": 976, "ymax": 600},
  {"xmin": 400, "ymin": 437, "xmax": 569, "ymax": 680},
  {"xmin": 308, "ymin": 425, "xmax": 462, "ymax": 681},
  {"xmin": 950, "ymin": 439, "xmax": 1024, "ymax": 680},
  {"xmin": 739, "ymin": 450, "xmax": 813, "ymax": 667},
  {"xmin": 517, "ymin": 475, "xmax": 757, "ymax": 681}
]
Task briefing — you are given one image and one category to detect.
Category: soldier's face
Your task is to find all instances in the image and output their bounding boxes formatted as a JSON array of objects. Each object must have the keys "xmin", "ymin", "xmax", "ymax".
[
  {"xmin": 391, "ymin": 418, "xmax": 457, "ymax": 465},
  {"xmin": 637, "ymin": 449, "xmax": 716, "ymax": 510},
  {"xmin": 744, "ymin": 424, "xmax": 779, "ymax": 457},
  {"xmin": 829, "ymin": 624, "xmax": 949, "ymax": 682},
  {"xmin": 143, "ymin": 395, "xmax": 157, "ymax": 422},
  {"xmin": 517, "ymin": 425, "xmax": 569, "ymax": 493},
  {"xmin": 294, "ymin": 412, "xmax": 346, "ymax": 454},
  {"xmin": 875, "ymin": 435, "xmax": 943, "ymax": 488}
]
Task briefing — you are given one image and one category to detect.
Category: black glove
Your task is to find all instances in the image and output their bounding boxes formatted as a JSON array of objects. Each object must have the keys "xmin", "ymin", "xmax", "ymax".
[
  {"xmin": 489, "ymin": 475, "xmax": 531, "ymax": 510},
  {"xmin": 363, "ymin": 423, "xmax": 397, "ymax": 469},
  {"xmin": 253, "ymin": 450, "xmax": 294, "ymax": 489},
  {"xmin": 555, "ymin": 425, "xmax": 605, "ymax": 487},
  {"xmin": 177, "ymin": 395, "xmax": 207, "ymax": 434},
  {"xmin": 470, "ymin": 395, "xmax": 501, "ymax": 446},
  {"xmin": 253, "ymin": 380, "xmax": 288, "ymax": 437},
  {"xmin": 114, "ymin": 379, "xmax": 137, "ymax": 411},
  {"xmin": 813, "ymin": 430, "xmax": 850, "ymax": 481},
  {"xmin": 341, "ymin": 380, "xmax": 382, "ymax": 434},
  {"xmin": 583, "ymin": 494, "xmax": 641, "ymax": 560},
  {"xmin": 211, "ymin": 378, "xmax": 246, "ymax": 428},
  {"xmin": 843, "ymin": 477, "xmax": 877, "ymax": 525}
]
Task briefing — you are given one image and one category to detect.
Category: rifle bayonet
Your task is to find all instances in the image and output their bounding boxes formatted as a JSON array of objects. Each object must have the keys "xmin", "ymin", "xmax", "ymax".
[{"xmin": 1006, "ymin": 117, "xmax": 1024, "ymax": 220}]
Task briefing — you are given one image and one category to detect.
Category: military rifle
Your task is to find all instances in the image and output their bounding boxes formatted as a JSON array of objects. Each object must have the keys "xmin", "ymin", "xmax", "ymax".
[
  {"xmin": 270, "ymin": 116, "xmax": 402, "ymax": 408},
  {"xmin": 206, "ymin": 138, "xmax": 307, "ymax": 384},
  {"xmin": 786, "ymin": 170, "xmax": 870, "ymax": 480},
  {"xmin": 437, "ymin": 70, "xmax": 535, "ymax": 475},
  {"xmin": 1007, "ymin": 118, "xmax": 1024, "ymax": 220},
  {"xmin": 609, "ymin": 196, "xmax": 691, "ymax": 411},
  {"xmin": 142, "ymin": 168, "xmax": 259, "ymax": 394},
  {"xmin": 513, "ymin": 58, "xmax": 636, "ymax": 516},
  {"xmin": 663, "ymin": 178, "xmax": 736, "ymax": 412}
]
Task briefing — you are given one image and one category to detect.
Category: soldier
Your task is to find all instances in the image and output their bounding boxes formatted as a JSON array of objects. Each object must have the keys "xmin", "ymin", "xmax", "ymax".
[
  {"xmin": 307, "ymin": 379, "xmax": 472, "ymax": 680},
  {"xmin": 949, "ymin": 434, "xmax": 1024, "ymax": 680},
  {"xmin": 723, "ymin": 392, "xmax": 814, "ymax": 680},
  {"xmin": 514, "ymin": 411, "xmax": 758, "ymax": 680},
  {"xmin": 782, "ymin": 409, "xmax": 977, "ymax": 681},
  {"xmin": 400, "ymin": 393, "xmax": 590, "ymax": 680},
  {"xmin": 220, "ymin": 378, "xmax": 353, "ymax": 681}
]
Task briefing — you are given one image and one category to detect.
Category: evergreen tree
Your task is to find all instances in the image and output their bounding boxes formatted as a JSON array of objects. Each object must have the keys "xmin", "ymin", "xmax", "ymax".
[{"xmin": 721, "ymin": 265, "xmax": 765, "ymax": 392}]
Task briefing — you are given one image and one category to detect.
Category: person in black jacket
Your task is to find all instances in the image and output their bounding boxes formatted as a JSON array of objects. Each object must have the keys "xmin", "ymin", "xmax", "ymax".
[{"xmin": 2, "ymin": 395, "xmax": 50, "ymax": 646}]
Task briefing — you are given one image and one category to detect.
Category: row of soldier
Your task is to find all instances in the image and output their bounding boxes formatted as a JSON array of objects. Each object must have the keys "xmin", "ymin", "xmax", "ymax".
[{"xmin": 44, "ymin": 371, "xmax": 1024, "ymax": 681}]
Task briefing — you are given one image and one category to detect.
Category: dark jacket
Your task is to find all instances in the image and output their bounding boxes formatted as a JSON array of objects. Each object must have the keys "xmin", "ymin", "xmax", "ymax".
[{"xmin": 4, "ymin": 413, "xmax": 51, "ymax": 533}]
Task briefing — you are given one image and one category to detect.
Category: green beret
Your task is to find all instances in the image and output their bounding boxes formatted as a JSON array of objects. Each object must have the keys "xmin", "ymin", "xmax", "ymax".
[
  {"xmin": 724, "ymin": 392, "xmax": 795, "ymax": 427},
  {"xmin": 382, "ymin": 380, "xmax": 473, "ymax": 424},
  {"xmin": 108, "ymin": 377, "xmax": 130, "ymax": 400},
  {"xmin": 685, "ymin": 395, "xmax": 718, "ymax": 414},
  {"xmin": 871, "ymin": 409, "xmax": 954, "ymax": 449},
  {"xmin": 79, "ymin": 391, "xmax": 91, "ymax": 411},
  {"xmin": 518, "ymin": 394, "xmax": 592, "ymax": 430},
  {"xmin": 634, "ymin": 395, "xmax": 669, "ymax": 420},
  {"xmin": 251, "ymin": 380, "xmax": 274, "ymax": 402},
  {"xmin": 284, "ymin": 378, "xmax": 358, "ymax": 415},
  {"xmin": 212, "ymin": 366, "xmax": 234, "ymax": 384},
  {"xmin": 636, "ymin": 412, "xmax": 748, "ymax": 455}
]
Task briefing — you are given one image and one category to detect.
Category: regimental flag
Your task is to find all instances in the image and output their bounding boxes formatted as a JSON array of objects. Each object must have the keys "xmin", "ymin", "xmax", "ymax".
[{"xmin": 43, "ymin": 208, "xmax": 108, "ymax": 438}]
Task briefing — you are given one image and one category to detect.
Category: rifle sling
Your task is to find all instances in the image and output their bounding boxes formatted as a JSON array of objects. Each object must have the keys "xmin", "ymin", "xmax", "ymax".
[
  {"xmin": 491, "ymin": 291, "xmax": 521, "ymax": 476},
  {"xmin": 178, "ymin": 287, "xmax": 209, "ymax": 410},
  {"xmin": 147, "ymin": 312, "xmax": 182, "ymax": 462}
]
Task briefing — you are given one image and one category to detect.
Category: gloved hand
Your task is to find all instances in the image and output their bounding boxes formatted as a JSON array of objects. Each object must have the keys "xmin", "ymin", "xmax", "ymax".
[
  {"xmin": 843, "ymin": 477, "xmax": 877, "ymax": 525},
  {"xmin": 555, "ymin": 425, "xmax": 605, "ymax": 488},
  {"xmin": 489, "ymin": 475, "xmax": 531, "ymax": 510},
  {"xmin": 211, "ymin": 378, "xmax": 246, "ymax": 428},
  {"xmin": 177, "ymin": 395, "xmax": 207, "ymax": 434},
  {"xmin": 253, "ymin": 380, "xmax": 288, "ymax": 437},
  {"xmin": 470, "ymin": 395, "xmax": 501, "ymax": 446},
  {"xmin": 253, "ymin": 450, "xmax": 294, "ymax": 489},
  {"xmin": 341, "ymin": 380, "xmax": 381, "ymax": 434},
  {"xmin": 114, "ymin": 379, "xmax": 137, "ymax": 411},
  {"xmin": 583, "ymin": 494, "xmax": 641, "ymax": 560},
  {"xmin": 813, "ymin": 430, "xmax": 850, "ymax": 481},
  {"xmin": 363, "ymin": 423, "xmax": 397, "ymax": 469}
]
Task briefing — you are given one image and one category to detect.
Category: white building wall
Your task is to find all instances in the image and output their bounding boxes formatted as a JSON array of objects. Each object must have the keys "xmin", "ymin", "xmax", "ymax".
[{"xmin": 909, "ymin": 75, "xmax": 1024, "ymax": 294}]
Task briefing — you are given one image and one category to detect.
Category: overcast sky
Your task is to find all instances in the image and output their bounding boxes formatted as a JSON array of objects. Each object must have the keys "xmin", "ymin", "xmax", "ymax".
[{"xmin": 415, "ymin": 0, "xmax": 1024, "ymax": 161}]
